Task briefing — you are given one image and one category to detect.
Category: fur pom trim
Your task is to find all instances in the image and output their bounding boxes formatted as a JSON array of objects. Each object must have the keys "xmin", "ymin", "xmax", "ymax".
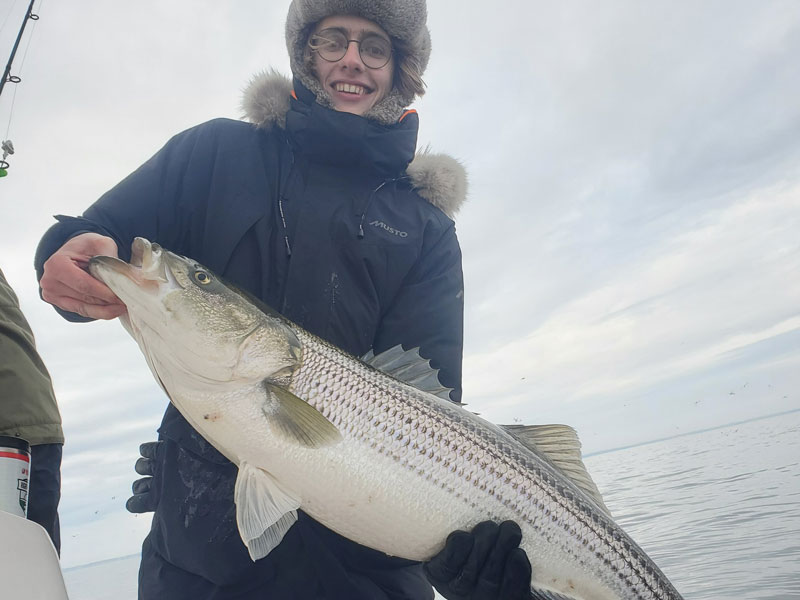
[
  {"xmin": 241, "ymin": 69, "xmax": 293, "ymax": 130},
  {"xmin": 407, "ymin": 148, "xmax": 468, "ymax": 218}
]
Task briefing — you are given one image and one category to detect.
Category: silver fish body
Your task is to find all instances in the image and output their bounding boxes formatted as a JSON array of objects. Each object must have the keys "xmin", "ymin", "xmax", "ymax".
[{"xmin": 89, "ymin": 238, "xmax": 684, "ymax": 600}]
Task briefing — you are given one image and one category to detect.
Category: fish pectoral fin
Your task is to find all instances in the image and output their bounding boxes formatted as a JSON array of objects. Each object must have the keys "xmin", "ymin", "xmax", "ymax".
[
  {"xmin": 262, "ymin": 382, "xmax": 342, "ymax": 449},
  {"xmin": 501, "ymin": 424, "xmax": 612, "ymax": 517},
  {"xmin": 234, "ymin": 461, "xmax": 300, "ymax": 561}
]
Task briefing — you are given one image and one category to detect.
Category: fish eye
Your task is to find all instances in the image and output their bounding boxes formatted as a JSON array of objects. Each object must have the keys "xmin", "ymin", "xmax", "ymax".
[{"xmin": 194, "ymin": 270, "xmax": 212, "ymax": 285}]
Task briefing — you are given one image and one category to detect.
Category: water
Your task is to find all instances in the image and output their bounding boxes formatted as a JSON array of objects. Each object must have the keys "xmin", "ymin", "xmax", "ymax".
[
  {"xmin": 585, "ymin": 411, "xmax": 800, "ymax": 599},
  {"xmin": 63, "ymin": 412, "xmax": 800, "ymax": 599},
  {"xmin": 64, "ymin": 555, "xmax": 140, "ymax": 600}
]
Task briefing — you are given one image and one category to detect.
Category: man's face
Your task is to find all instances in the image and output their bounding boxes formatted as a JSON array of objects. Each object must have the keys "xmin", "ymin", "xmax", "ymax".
[{"xmin": 310, "ymin": 15, "xmax": 395, "ymax": 116}]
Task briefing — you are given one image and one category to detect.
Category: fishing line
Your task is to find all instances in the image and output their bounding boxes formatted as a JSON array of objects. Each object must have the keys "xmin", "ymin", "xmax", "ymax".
[
  {"xmin": 1, "ymin": 0, "xmax": 42, "ymax": 175},
  {"xmin": 3, "ymin": 0, "xmax": 37, "ymax": 140},
  {"xmin": 3, "ymin": 0, "xmax": 40, "ymax": 138}
]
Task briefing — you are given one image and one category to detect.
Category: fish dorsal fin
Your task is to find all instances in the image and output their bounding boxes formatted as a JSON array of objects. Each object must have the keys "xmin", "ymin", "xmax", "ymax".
[
  {"xmin": 501, "ymin": 424, "xmax": 612, "ymax": 517},
  {"xmin": 262, "ymin": 383, "xmax": 342, "ymax": 448},
  {"xmin": 362, "ymin": 345, "xmax": 455, "ymax": 402},
  {"xmin": 234, "ymin": 462, "xmax": 300, "ymax": 560}
]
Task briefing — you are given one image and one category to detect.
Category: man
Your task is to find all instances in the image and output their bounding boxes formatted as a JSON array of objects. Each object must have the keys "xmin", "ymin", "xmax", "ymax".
[{"xmin": 36, "ymin": 1, "xmax": 530, "ymax": 598}]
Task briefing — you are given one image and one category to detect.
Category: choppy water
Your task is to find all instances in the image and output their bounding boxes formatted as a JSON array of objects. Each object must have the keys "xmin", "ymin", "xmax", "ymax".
[
  {"xmin": 585, "ymin": 411, "xmax": 800, "ymax": 599},
  {"xmin": 63, "ymin": 411, "xmax": 800, "ymax": 599}
]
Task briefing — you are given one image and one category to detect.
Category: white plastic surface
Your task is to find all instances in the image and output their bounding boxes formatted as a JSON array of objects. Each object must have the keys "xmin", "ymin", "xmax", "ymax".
[{"xmin": 0, "ymin": 509, "xmax": 70, "ymax": 599}]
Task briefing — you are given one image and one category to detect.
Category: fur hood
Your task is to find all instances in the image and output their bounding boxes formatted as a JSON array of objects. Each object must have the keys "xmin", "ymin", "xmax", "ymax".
[
  {"xmin": 285, "ymin": 0, "xmax": 431, "ymax": 125},
  {"xmin": 241, "ymin": 70, "xmax": 467, "ymax": 219}
]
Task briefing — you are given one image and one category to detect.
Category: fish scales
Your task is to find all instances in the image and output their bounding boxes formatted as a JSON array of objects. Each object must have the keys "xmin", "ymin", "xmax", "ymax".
[
  {"xmin": 87, "ymin": 238, "xmax": 685, "ymax": 600},
  {"xmin": 288, "ymin": 330, "xmax": 680, "ymax": 600}
]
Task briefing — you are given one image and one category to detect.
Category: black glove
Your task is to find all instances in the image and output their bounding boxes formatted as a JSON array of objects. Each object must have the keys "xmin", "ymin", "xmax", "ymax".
[
  {"xmin": 125, "ymin": 441, "xmax": 163, "ymax": 514},
  {"xmin": 424, "ymin": 520, "xmax": 532, "ymax": 600}
]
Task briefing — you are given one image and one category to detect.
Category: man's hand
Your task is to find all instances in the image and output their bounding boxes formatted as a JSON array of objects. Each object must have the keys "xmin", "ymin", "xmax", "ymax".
[
  {"xmin": 424, "ymin": 521, "xmax": 532, "ymax": 600},
  {"xmin": 126, "ymin": 441, "xmax": 163, "ymax": 514},
  {"xmin": 40, "ymin": 232, "xmax": 127, "ymax": 319}
]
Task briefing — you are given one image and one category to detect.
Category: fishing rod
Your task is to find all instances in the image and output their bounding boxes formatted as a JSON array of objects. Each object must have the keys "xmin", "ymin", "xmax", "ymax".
[
  {"xmin": 0, "ymin": 0, "xmax": 38, "ymax": 99},
  {"xmin": 1, "ymin": 0, "xmax": 39, "ymax": 177}
]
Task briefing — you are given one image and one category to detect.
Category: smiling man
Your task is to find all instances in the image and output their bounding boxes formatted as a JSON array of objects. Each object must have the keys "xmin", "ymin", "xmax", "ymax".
[
  {"xmin": 35, "ymin": 1, "xmax": 529, "ymax": 599},
  {"xmin": 308, "ymin": 15, "xmax": 396, "ymax": 115}
]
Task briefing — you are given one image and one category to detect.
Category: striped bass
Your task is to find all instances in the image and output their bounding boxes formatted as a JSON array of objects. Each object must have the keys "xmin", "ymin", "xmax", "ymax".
[{"xmin": 88, "ymin": 238, "xmax": 684, "ymax": 600}]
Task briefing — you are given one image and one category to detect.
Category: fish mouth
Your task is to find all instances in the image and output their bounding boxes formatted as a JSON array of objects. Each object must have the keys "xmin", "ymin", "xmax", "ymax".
[
  {"xmin": 88, "ymin": 237, "xmax": 170, "ymax": 293},
  {"xmin": 131, "ymin": 237, "xmax": 169, "ymax": 282}
]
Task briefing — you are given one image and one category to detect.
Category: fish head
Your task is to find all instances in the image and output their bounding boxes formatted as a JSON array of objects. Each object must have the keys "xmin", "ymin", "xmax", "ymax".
[{"xmin": 89, "ymin": 237, "xmax": 301, "ymax": 390}]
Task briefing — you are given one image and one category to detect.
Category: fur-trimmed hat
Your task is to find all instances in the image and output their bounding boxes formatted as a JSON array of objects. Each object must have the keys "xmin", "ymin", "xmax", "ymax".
[{"xmin": 285, "ymin": 0, "xmax": 431, "ymax": 125}]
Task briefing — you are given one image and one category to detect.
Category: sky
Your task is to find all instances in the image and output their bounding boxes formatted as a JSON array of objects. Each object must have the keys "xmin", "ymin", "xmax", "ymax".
[{"xmin": 0, "ymin": 0, "xmax": 798, "ymax": 570}]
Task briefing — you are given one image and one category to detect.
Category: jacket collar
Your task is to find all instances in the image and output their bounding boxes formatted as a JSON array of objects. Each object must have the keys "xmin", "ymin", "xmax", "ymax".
[
  {"xmin": 286, "ymin": 78, "xmax": 418, "ymax": 178},
  {"xmin": 241, "ymin": 70, "xmax": 467, "ymax": 218}
]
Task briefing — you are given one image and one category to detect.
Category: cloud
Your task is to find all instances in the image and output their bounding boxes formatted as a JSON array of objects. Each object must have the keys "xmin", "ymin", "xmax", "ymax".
[{"xmin": 461, "ymin": 183, "xmax": 800, "ymax": 448}]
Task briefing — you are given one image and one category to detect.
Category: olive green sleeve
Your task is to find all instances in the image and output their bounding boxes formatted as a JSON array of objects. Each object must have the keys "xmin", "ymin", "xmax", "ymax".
[{"xmin": 0, "ymin": 268, "xmax": 64, "ymax": 445}]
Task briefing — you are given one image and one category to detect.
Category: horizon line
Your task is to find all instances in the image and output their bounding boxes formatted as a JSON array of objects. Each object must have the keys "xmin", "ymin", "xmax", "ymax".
[{"xmin": 584, "ymin": 408, "xmax": 800, "ymax": 458}]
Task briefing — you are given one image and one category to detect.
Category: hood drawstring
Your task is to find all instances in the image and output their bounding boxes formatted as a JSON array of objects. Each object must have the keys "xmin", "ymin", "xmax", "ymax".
[
  {"xmin": 278, "ymin": 140, "xmax": 297, "ymax": 257},
  {"xmin": 278, "ymin": 197, "xmax": 291, "ymax": 257},
  {"xmin": 358, "ymin": 178, "xmax": 400, "ymax": 239}
]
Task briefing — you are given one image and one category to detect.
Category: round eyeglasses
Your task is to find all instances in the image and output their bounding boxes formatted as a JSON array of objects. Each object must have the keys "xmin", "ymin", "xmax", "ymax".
[{"xmin": 309, "ymin": 28, "xmax": 393, "ymax": 69}]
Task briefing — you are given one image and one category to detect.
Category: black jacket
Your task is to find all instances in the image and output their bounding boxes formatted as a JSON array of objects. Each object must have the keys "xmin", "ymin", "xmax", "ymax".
[{"xmin": 35, "ymin": 79, "xmax": 465, "ymax": 599}]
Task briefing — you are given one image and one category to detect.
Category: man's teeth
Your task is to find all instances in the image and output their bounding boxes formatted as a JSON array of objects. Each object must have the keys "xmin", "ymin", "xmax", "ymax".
[{"xmin": 335, "ymin": 83, "xmax": 367, "ymax": 95}]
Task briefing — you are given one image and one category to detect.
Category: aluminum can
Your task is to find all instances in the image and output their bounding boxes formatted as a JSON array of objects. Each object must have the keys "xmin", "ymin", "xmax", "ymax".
[{"xmin": 0, "ymin": 435, "xmax": 30, "ymax": 517}]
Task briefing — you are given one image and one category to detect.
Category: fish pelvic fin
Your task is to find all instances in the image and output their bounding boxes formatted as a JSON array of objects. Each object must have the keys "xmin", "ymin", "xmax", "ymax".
[
  {"xmin": 501, "ymin": 424, "xmax": 612, "ymax": 517},
  {"xmin": 362, "ymin": 345, "xmax": 455, "ymax": 402},
  {"xmin": 262, "ymin": 382, "xmax": 342, "ymax": 448},
  {"xmin": 234, "ymin": 461, "xmax": 300, "ymax": 561}
]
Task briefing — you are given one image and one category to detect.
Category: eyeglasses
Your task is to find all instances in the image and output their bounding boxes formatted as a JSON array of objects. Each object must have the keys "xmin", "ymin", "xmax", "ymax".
[{"xmin": 309, "ymin": 28, "xmax": 393, "ymax": 69}]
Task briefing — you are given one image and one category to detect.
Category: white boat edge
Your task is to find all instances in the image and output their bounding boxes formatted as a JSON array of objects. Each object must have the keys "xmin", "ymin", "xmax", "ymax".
[{"xmin": 0, "ymin": 509, "xmax": 70, "ymax": 599}]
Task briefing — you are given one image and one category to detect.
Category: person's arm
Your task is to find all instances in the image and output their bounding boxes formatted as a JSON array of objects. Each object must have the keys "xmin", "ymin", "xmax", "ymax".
[
  {"xmin": 371, "ymin": 219, "xmax": 464, "ymax": 403},
  {"xmin": 35, "ymin": 121, "xmax": 222, "ymax": 321},
  {"xmin": 0, "ymin": 268, "xmax": 63, "ymax": 442},
  {"xmin": 38, "ymin": 233, "xmax": 125, "ymax": 321}
]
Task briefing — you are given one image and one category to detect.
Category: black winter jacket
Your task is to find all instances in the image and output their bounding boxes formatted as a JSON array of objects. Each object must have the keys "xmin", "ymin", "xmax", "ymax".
[{"xmin": 35, "ymin": 78, "xmax": 465, "ymax": 599}]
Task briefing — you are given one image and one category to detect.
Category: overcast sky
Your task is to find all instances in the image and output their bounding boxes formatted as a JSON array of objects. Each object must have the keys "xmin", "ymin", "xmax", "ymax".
[{"xmin": 1, "ymin": 0, "xmax": 798, "ymax": 569}]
